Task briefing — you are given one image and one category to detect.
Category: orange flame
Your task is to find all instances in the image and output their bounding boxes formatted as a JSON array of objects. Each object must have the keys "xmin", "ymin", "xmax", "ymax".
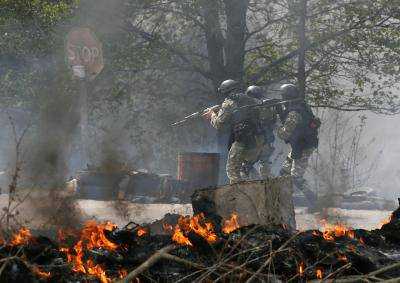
[
  {"xmin": 298, "ymin": 262, "xmax": 305, "ymax": 276},
  {"xmin": 222, "ymin": 213, "xmax": 240, "ymax": 234},
  {"xmin": 189, "ymin": 214, "xmax": 218, "ymax": 244},
  {"xmin": 172, "ymin": 226, "xmax": 193, "ymax": 246},
  {"xmin": 32, "ymin": 266, "xmax": 51, "ymax": 279},
  {"xmin": 86, "ymin": 259, "xmax": 109, "ymax": 283},
  {"xmin": 320, "ymin": 220, "xmax": 358, "ymax": 241},
  {"xmin": 81, "ymin": 221, "xmax": 118, "ymax": 250},
  {"xmin": 10, "ymin": 227, "xmax": 32, "ymax": 246},
  {"xmin": 118, "ymin": 268, "xmax": 128, "ymax": 279},
  {"xmin": 316, "ymin": 268, "xmax": 323, "ymax": 279},
  {"xmin": 379, "ymin": 215, "xmax": 393, "ymax": 228},
  {"xmin": 137, "ymin": 227, "xmax": 148, "ymax": 237},
  {"xmin": 171, "ymin": 213, "xmax": 218, "ymax": 246},
  {"xmin": 60, "ymin": 221, "xmax": 118, "ymax": 283}
]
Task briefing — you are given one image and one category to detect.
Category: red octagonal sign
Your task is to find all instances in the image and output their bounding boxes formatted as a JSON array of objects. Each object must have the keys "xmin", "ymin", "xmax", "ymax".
[{"xmin": 66, "ymin": 27, "xmax": 104, "ymax": 79}]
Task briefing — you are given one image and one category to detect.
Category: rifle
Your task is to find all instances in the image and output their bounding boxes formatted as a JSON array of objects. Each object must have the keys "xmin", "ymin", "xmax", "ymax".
[
  {"xmin": 171, "ymin": 104, "xmax": 221, "ymax": 127},
  {"xmin": 237, "ymin": 97, "xmax": 304, "ymax": 111}
]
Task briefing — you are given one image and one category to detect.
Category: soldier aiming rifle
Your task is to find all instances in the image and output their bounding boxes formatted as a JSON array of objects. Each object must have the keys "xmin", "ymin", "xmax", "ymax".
[
  {"xmin": 171, "ymin": 80, "xmax": 306, "ymax": 185},
  {"xmin": 202, "ymin": 80, "xmax": 279, "ymax": 183}
]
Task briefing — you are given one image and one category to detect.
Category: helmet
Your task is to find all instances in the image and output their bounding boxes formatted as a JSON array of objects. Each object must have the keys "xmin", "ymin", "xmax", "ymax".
[
  {"xmin": 280, "ymin": 84, "xmax": 299, "ymax": 99},
  {"xmin": 218, "ymin": 79, "xmax": 239, "ymax": 96},
  {"xmin": 246, "ymin": 85, "xmax": 263, "ymax": 99}
]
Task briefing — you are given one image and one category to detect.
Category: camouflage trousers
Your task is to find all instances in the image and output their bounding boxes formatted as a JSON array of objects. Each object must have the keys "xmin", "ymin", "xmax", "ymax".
[
  {"xmin": 281, "ymin": 148, "xmax": 314, "ymax": 179},
  {"xmin": 226, "ymin": 136, "xmax": 274, "ymax": 184},
  {"xmin": 280, "ymin": 148, "xmax": 317, "ymax": 205}
]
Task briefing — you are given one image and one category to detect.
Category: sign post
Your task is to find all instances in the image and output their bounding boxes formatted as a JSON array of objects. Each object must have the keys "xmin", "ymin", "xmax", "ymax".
[{"xmin": 66, "ymin": 28, "xmax": 104, "ymax": 166}]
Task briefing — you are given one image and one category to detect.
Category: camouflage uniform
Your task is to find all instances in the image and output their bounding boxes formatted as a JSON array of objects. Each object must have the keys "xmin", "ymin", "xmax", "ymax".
[
  {"xmin": 211, "ymin": 96, "xmax": 276, "ymax": 183},
  {"xmin": 278, "ymin": 105, "xmax": 319, "ymax": 205}
]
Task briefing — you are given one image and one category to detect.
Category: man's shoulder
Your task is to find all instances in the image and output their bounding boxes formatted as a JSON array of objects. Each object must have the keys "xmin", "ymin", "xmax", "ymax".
[
  {"xmin": 286, "ymin": 110, "xmax": 302, "ymax": 122},
  {"xmin": 221, "ymin": 98, "xmax": 237, "ymax": 109}
]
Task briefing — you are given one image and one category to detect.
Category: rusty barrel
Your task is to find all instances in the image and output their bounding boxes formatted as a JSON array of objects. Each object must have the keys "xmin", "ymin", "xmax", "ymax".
[{"xmin": 177, "ymin": 152, "xmax": 220, "ymax": 189}]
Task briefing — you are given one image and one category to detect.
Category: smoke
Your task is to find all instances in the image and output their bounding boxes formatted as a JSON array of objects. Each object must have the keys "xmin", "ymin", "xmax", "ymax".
[
  {"xmin": 0, "ymin": 0, "xmax": 131, "ymax": 229},
  {"xmin": 361, "ymin": 113, "xmax": 400, "ymax": 199}
]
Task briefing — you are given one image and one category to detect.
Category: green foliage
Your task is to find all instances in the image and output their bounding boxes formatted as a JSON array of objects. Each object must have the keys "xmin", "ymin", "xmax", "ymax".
[{"xmin": 0, "ymin": 0, "xmax": 78, "ymax": 108}]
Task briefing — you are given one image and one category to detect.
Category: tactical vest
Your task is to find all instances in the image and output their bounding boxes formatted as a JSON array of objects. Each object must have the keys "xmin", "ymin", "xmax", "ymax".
[
  {"xmin": 282, "ymin": 103, "xmax": 319, "ymax": 159},
  {"xmin": 230, "ymin": 94, "xmax": 263, "ymax": 146},
  {"xmin": 258, "ymin": 106, "xmax": 277, "ymax": 144}
]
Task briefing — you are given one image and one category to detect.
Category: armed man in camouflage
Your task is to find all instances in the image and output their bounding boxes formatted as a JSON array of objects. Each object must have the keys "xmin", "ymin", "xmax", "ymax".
[
  {"xmin": 245, "ymin": 85, "xmax": 277, "ymax": 178},
  {"xmin": 277, "ymin": 84, "xmax": 320, "ymax": 209},
  {"xmin": 204, "ymin": 80, "xmax": 277, "ymax": 183}
]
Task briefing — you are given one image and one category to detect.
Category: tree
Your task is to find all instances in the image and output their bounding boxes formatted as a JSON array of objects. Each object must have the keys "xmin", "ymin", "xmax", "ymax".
[
  {"xmin": 120, "ymin": 0, "xmax": 400, "ymax": 112},
  {"xmin": 0, "ymin": 0, "xmax": 78, "ymax": 108}
]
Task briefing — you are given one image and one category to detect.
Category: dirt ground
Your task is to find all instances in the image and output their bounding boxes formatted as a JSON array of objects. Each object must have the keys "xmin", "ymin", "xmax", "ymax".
[{"xmin": 0, "ymin": 194, "xmax": 392, "ymax": 230}]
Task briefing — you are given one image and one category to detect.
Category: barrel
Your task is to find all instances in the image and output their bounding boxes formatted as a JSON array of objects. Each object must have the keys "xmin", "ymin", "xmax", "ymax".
[{"xmin": 177, "ymin": 152, "xmax": 220, "ymax": 189}]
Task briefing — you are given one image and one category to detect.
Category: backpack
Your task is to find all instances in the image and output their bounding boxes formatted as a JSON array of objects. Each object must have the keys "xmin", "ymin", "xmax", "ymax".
[{"xmin": 287, "ymin": 103, "xmax": 320, "ymax": 159}]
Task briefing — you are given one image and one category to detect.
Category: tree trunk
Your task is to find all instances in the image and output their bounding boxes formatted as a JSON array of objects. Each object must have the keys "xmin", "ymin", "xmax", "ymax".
[
  {"xmin": 200, "ymin": 0, "xmax": 225, "ymax": 90},
  {"xmin": 297, "ymin": 0, "xmax": 308, "ymax": 98},
  {"xmin": 223, "ymin": 0, "xmax": 249, "ymax": 84}
]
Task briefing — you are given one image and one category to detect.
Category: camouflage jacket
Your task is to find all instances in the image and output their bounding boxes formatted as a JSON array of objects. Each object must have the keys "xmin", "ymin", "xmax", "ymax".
[
  {"xmin": 210, "ymin": 97, "xmax": 238, "ymax": 131},
  {"xmin": 211, "ymin": 95, "xmax": 277, "ymax": 144},
  {"xmin": 277, "ymin": 110, "xmax": 302, "ymax": 141},
  {"xmin": 277, "ymin": 103, "xmax": 319, "ymax": 159}
]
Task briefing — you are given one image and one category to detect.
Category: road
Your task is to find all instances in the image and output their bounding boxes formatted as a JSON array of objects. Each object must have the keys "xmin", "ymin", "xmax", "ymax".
[{"xmin": 0, "ymin": 194, "xmax": 391, "ymax": 230}]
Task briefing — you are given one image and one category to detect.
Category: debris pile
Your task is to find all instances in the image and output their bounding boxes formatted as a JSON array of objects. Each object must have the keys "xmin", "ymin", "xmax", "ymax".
[{"xmin": 0, "ymin": 204, "xmax": 399, "ymax": 282}]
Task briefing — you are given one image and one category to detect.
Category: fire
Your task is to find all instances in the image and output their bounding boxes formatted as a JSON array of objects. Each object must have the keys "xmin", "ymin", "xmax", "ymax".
[
  {"xmin": 118, "ymin": 268, "xmax": 128, "ymax": 278},
  {"xmin": 316, "ymin": 268, "xmax": 323, "ymax": 279},
  {"xmin": 379, "ymin": 215, "xmax": 393, "ymax": 228},
  {"xmin": 163, "ymin": 222, "xmax": 192, "ymax": 246},
  {"xmin": 60, "ymin": 221, "xmax": 118, "ymax": 283},
  {"xmin": 222, "ymin": 213, "xmax": 240, "ymax": 234},
  {"xmin": 10, "ymin": 227, "xmax": 32, "ymax": 246},
  {"xmin": 189, "ymin": 214, "xmax": 218, "ymax": 244},
  {"xmin": 298, "ymin": 262, "xmax": 305, "ymax": 276},
  {"xmin": 319, "ymin": 220, "xmax": 357, "ymax": 241},
  {"xmin": 170, "ymin": 213, "xmax": 218, "ymax": 246},
  {"xmin": 137, "ymin": 227, "xmax": 148, "ymax": 237},
  {"xmin": 322, "ymin": 231, "xmax": 335, "ymax": 241},
  {"xmin": 86, "ymin": 259, "xmax": 109, "ymax": 283},
  {"xmin": 32, "ymin": 266, "xmax": 51, "ymax": 279},
  {"xmin": 347, "ymin": 230, "xmax": 355, "ymax": 239},
  {"xmin": 81, "ymin": 220, "xmax": 118, "ymax": 250},
  {"xmin": 172, "ymin": 226, "xmax": 193, "ymax": 246}
]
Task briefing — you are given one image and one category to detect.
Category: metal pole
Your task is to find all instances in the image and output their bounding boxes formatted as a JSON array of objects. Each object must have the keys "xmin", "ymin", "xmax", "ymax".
[
  {"xmin": 79, "ymin": 78, "xmax": 89, "ymax": 167},
  {"xmin": 73, "ymin": 65, "xmax": 89, "ymax": 168}
]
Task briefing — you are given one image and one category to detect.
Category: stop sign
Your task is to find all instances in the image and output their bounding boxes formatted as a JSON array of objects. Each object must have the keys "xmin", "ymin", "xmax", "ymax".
[{"xmin": 66, "ymin": 28, "xmax": 104, "ymax": 79}]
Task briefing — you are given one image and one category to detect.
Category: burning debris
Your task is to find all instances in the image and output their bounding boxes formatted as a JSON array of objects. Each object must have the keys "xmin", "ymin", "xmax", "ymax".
[{"xmin": 0, "ymin": 203, "xmax": 399, "ymax": 282}]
